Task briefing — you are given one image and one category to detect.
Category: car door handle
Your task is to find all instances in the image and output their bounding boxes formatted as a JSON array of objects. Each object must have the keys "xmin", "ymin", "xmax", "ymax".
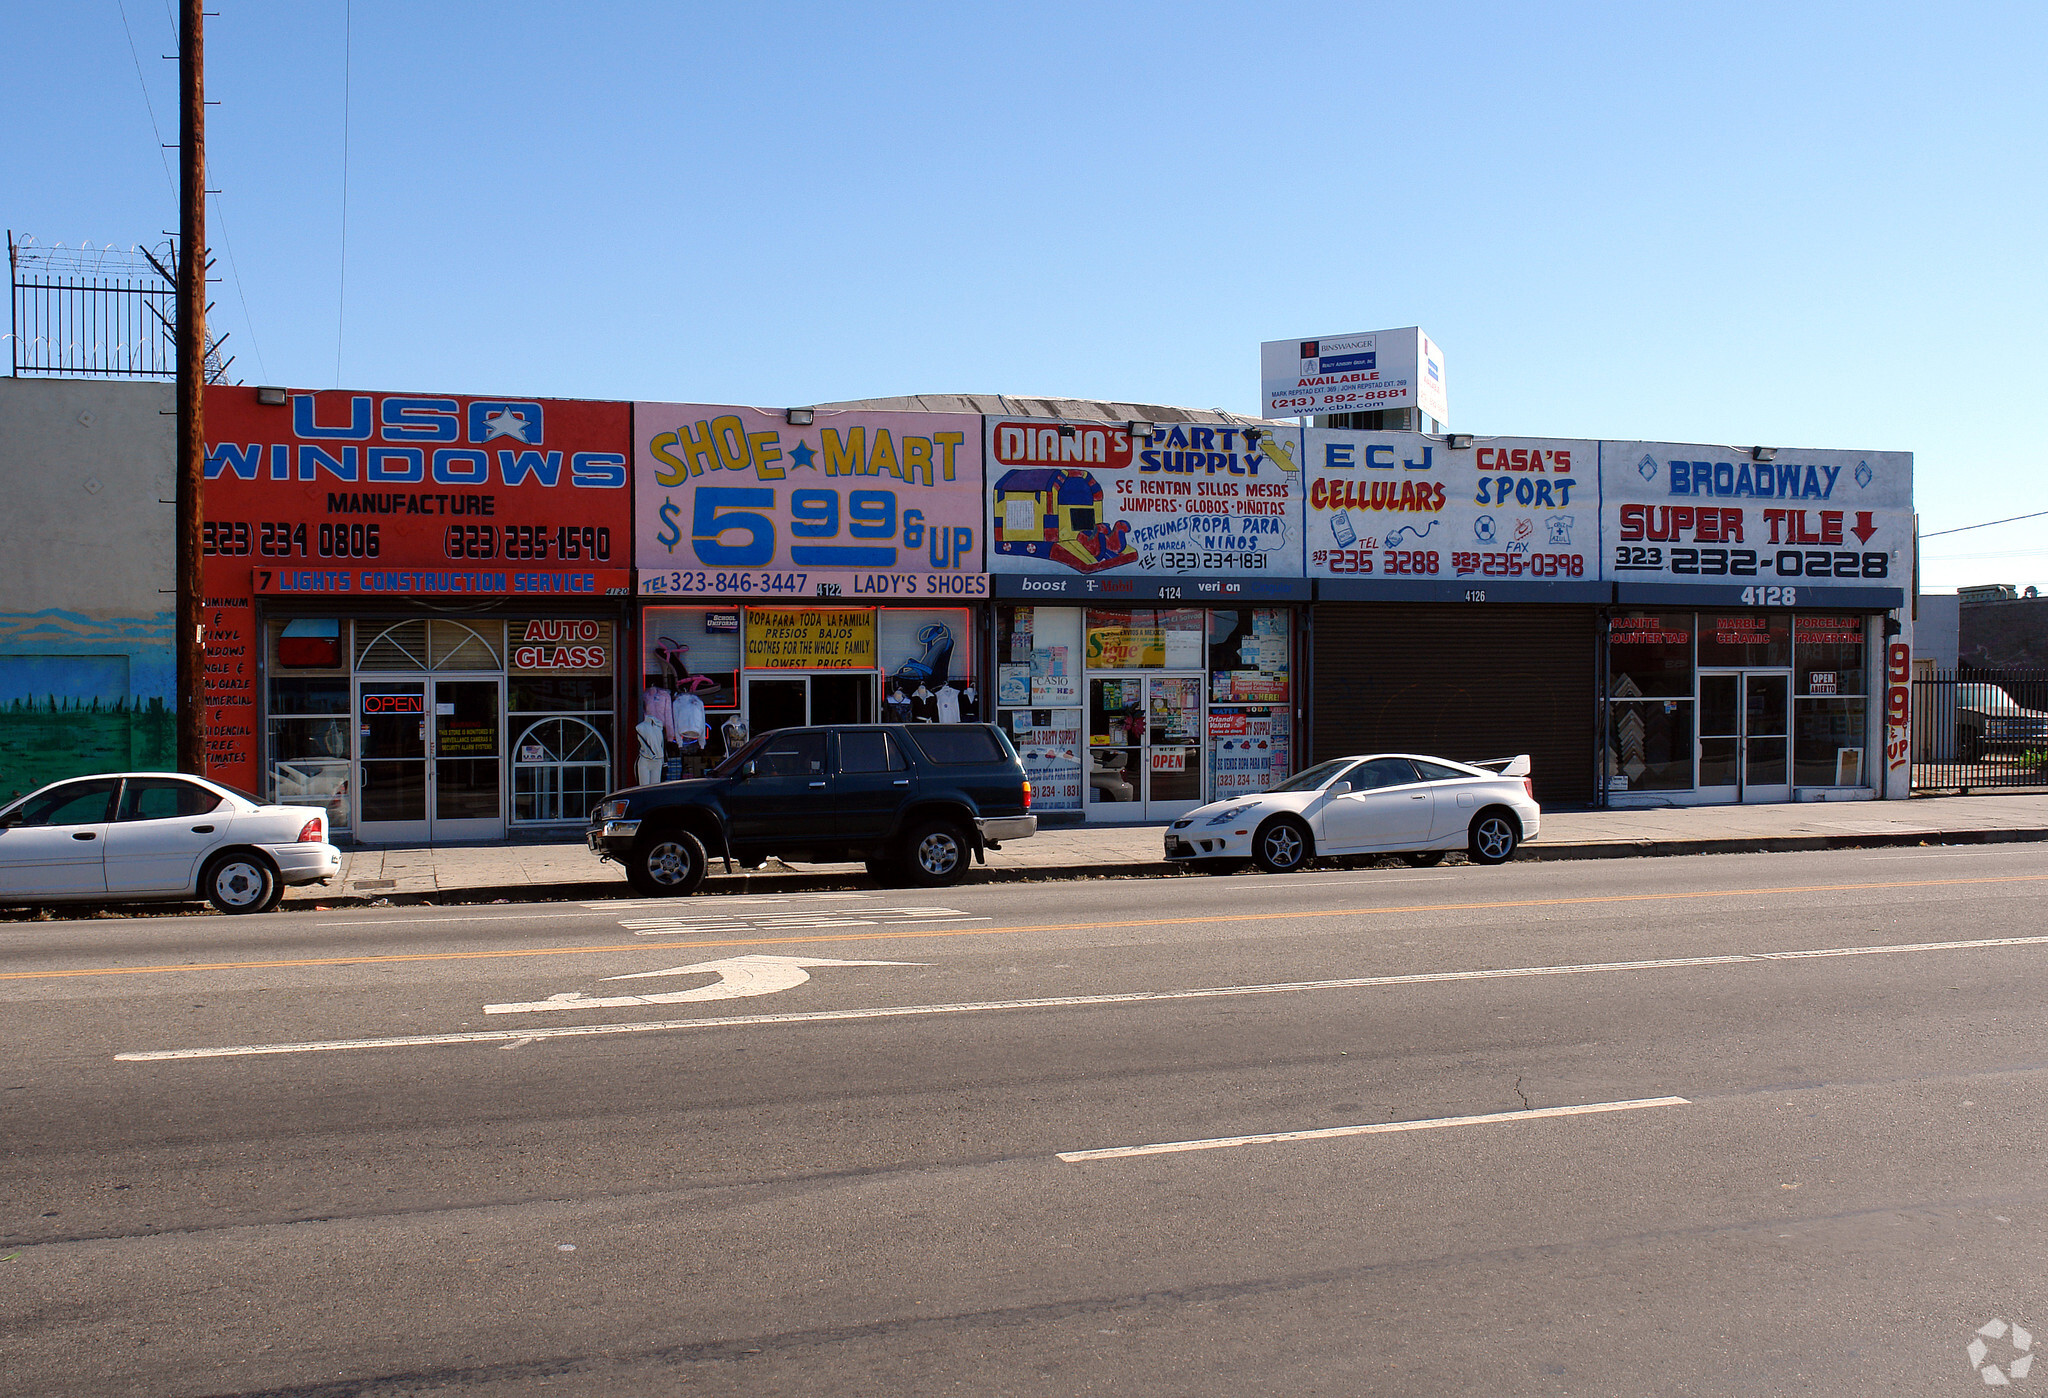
[
  {"xmin": 892, "ymin": 779, "xmax": 910, "ymax": 786},
  {"xmin": 191, "ymin": 824, "xmax": 214, "ymax": 833},
  {"xmin": 808, "ymin": 781, "xmax": 826, "ymax": 788},
  {"xmin": 73, "ymin": 831, "xmax": 97, "ymax": 841}
]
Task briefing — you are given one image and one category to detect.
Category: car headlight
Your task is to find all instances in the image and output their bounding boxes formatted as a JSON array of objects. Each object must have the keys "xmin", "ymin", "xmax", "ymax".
[{"xmin": 598, "ymin": 799, "xmax": 632, "ymax": 821}]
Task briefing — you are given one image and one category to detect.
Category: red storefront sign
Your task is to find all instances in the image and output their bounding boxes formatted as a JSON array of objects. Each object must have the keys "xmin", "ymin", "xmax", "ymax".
[{"xmin": 200, "ymin": 387, "xmax": 632, "ymax": 785}]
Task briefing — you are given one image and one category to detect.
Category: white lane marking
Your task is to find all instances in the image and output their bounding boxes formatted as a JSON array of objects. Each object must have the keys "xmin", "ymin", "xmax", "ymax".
[
  {"xmin": 114, "ymin": 929, "xmax": 2048, "ymax": 1062},
  {"xmin": 484, "ymin": 955, "xmax": 924, "ymax": 1015},
  {"xmin": 500, "ymin": 1036, "xmax": 535, "ymax": 1051},
  {"xmin": 591, "ymin": 894, "xmax": 877, "ymax": 910},
  {"xmin": 618, "ymin": 906, "xmax": 983, "ymax": 937},
  {"xmin": 1859, "ymin": 850, "xmax": 2018, "ymax": 860},
  {"xmin": 1056, "ymin": 1096, "xmax": 1692, "ymax": 1162},
  {"xmin": 316, "ymin": 910, "xmax": 627, "ymax": 927}
]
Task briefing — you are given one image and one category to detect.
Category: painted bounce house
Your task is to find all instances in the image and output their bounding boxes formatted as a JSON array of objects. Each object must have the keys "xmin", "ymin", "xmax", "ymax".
[{"xmin": 992, "ymin": 469, "xmax": 1140, "ymax": 574}]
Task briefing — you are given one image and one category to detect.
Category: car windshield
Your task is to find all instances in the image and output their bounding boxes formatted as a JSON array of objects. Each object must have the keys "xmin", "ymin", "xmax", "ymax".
[
  {"xmin": 1269, "ymin": 759, "xmax": 1359, "ymax": 794},
  {"xmin": 709, "ymin": 735, "xmax": 771, "ymax": 777}
]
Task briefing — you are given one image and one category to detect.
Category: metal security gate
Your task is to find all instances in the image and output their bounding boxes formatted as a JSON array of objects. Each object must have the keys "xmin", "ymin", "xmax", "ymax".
[
  {"xmin": 1309, "ymin": 604, "xmax": 1598, "ymax": 808},
  {"xmin": 1911, "ymin": 669, "xmax": 2048, "ymax": 792}
]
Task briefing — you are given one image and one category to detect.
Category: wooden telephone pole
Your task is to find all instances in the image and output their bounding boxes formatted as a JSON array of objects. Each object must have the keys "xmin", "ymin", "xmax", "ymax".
[{"xmin": 175, "ymin": 0, "xmax": 207, "ymax": 774}]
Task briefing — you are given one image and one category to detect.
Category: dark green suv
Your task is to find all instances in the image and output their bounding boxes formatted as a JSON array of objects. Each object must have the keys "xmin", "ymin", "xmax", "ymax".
[{"xmin": 586, "ymin": 723, "xmax": 1036, "ymax": 897}]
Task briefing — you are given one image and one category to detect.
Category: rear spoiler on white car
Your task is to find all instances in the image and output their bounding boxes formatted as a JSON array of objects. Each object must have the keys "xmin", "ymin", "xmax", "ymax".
[{"xmin": 1470, "ymin": 754, "xmax": 1532, "ymax": 778}]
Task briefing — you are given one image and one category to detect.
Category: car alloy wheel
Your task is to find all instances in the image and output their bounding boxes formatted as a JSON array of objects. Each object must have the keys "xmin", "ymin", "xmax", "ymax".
[
  {"xmin": 1468, "ymin": 812, "xmax": 1519, "ymax": 865},
  {"xmin": 1253, "ymin": 817, "xmax": 1311, "ymax": 874}
]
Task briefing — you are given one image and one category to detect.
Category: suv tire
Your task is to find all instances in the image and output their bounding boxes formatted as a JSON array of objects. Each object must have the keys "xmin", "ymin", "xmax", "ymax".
[
  {"xmin": 899, "ymin": 818, "xmax": 970, "ymax": 888},
  {"xmin": 629, "ymin": 828, "xmax": 708, "ymax": 897}
]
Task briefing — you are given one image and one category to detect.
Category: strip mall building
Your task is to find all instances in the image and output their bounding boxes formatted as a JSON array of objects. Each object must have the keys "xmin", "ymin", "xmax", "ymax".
[{"xmin": 119, "ymin": 384, "xmax": 1913, "ymax": 838}]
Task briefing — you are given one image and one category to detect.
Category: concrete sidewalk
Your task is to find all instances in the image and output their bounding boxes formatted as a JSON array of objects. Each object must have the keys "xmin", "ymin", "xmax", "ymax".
[{"xmin": 305, "ymin": 792, "xmax": 2048, "ymax": 909}]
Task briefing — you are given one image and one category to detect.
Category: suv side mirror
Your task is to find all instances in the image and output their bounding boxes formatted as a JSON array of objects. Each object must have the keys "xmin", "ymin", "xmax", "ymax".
[{"xmin": 740, "ymin": 761, "xmax": 758, "ymax": 779}]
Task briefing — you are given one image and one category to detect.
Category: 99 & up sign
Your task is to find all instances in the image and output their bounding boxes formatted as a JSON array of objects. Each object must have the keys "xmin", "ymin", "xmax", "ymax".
[{"xmin": 636, "ymin": 405, "xmax": 988, "ymax": 600}]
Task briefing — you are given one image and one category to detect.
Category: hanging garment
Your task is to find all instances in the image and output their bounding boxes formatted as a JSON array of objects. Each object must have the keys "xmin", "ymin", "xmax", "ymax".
[
  {"xmin": 644, "ymin": 686, "xmax": 676, "ymax": 745},
  {"xmin": 884, "ymin": 686, "xmax": 914, "ymax": 723},
  {"xmin": 673, "ymin": 692, "xmax": 708, "ymax": 751},
  {"xmin": 910, "ymin": 685, "xmax": 939, "ymax": 723},
  {"xmin": 957, "ymin": 685, "xmax": 979, "ymax": 721},
  {"xmin": 721, "ymin": 713, "xmax": 748, "ymax": 752},
  {"xmin": 635, "ymin": 717, "xmax": 665, "ymax": 787},
  {"xmin": 934, "ymin": 683, "xmax": 961, "ymax": 724}
]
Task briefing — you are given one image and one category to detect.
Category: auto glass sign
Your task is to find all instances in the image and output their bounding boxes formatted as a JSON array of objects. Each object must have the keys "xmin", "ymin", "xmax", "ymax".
[{"xmin": 635, "ymin": 405, "xmax": 988, "ymax": 601}]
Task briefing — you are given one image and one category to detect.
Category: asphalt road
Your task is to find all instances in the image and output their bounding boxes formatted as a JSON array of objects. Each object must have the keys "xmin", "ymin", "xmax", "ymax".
[{"xmin": 7, "ymin": 845, "xmax": 2048, "ymax": 1396}]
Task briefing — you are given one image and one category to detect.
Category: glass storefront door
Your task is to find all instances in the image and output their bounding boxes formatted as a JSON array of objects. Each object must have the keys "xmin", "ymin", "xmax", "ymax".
[
  {"xmin": 355, "ymin": 677, "xmax": 504, "ymax": 842},
  {"xmin": 1086, "ymin": 673, "xmax": 1204, "ymax": 820},
  {"xmin": 1698, "ymin": 671, "xmax": 1791, "ymax": 804},
  {"xmin": 432, "ymin": 678, "xmax": 504, "ymax": 840},
  {"xmin": 357, "ymin": 680, "xmax": 429, "ymax": 844}
]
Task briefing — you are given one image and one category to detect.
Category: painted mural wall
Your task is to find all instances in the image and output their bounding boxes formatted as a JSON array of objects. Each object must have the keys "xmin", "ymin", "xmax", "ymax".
[{"xmin": 0, "ymin": 380, "xmax": 176, "ymax": 800}]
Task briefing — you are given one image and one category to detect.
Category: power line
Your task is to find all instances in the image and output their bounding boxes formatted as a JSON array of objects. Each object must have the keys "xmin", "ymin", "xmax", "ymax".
[
  {"xmin": 334, "ymin": 0, "xmax": 352, "ymax": 387},
  {"xmin": 1922, "ymin": 510, "xmax": 2048, "ymax": 539},
  {"xmin": 114, "ymin": 0, "xmax": 177, "ymax": 208}
]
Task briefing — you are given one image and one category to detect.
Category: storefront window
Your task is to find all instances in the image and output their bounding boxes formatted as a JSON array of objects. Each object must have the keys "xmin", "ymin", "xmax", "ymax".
[
  {"xmin": 508, "ymin": 621, "xmax": 614, "ymax": 823},
  {"xmin": 1084, "ymin": 608, "xmax": 1204, "ymax": 669},
  {"xmin": 639, "ymin": 608, "xmax": 743, "ymax": 780},
  {"xmin": 266, "ymin": 619, "xmax": 351, "ymax": 830},
  {"xmin": 1206, "ymin": 608, "xmax": 1292, "ymax": 796},
  {"xmin": 1607, "ymin": 612, "xmax": 1693, "ymax": 697},
  {"xmin": 878, "ymin": 609, "xmax": 978, "ymax": 724},
  {"xmin": 997, "ymin": 606, "xmax": 1083, "ymax": 812},
  {"xmin": 1605, "ymin": 698, "xmax": 1695, "ymax": 792},
  {"xmin": 1698, "ymin": 612, "xmax": 1790, "ymax": 668},
  {"xmin": 1794, "ymin": 616, "xmax": 1868, "ymax": 785}
]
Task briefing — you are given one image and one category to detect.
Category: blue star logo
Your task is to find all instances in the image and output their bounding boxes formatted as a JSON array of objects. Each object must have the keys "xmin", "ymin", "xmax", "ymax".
[{"xmin": 788, "ymin": 441, "xmax": 817, "ymax": 471}]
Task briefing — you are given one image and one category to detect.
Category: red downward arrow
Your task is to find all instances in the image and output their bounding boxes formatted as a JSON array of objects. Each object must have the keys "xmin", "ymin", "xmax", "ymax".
[{"xmin": 1851, "ymin": 511, "xmax": 1878, "ymax": 544}]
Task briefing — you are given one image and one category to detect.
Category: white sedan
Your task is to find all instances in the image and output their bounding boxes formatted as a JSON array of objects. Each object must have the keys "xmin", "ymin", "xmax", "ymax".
[
  {"xmin": 0, "ymin": 773, "xmax": 340, "ymax": 914},
  {"xmin": 1165, "ymin": 754, "xmax": 1541, "ymax": 874}
]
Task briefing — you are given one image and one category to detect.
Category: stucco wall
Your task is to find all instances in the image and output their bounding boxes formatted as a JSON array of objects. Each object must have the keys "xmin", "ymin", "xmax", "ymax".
[{"xmin": 0, "ymin": 378, "xmax": 175, "ymax": 798}]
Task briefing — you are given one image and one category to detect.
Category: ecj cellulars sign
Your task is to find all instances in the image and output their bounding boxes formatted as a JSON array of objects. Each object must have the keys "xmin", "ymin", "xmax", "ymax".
[
  {"xmin": 1603, "ymin": 442, "xmax": 1912, "ymax": 601},
  {"xmin": 987, "ymin": 418, "xmax": 1308, "ymax": 601},
  {"xmin": 1305, "ymin": 431, "xmax": 1596, "ymax": 598},
  {"xmin": 635, "ymin": 405, "xmax": 987, "ymax": 600},
  {"xmin": 1260, "ymin": 327, "xmax": 1447, "ymax": 424}
]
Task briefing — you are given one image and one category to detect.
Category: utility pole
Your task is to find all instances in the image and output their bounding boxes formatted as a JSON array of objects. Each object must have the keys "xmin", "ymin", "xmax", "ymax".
[{"xmin": 176, "ymin": 0, "xmax": 207, "ymax": 774}]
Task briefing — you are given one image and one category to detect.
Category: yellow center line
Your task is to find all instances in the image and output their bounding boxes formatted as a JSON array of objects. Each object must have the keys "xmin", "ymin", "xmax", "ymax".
[{"xmin": 6, "ymin": 873, "xmax": 2047, "ymax": 984}]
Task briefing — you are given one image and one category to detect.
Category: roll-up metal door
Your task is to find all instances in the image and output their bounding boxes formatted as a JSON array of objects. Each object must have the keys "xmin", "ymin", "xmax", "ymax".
[{"xmin": 1310, "ymin": 604, "xmax": 1597, "ymax": 807}]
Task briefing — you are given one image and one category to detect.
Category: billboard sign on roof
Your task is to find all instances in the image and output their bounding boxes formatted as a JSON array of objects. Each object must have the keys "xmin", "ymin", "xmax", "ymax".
[{"xmin": 1261, "ymin": 327, "xmax": 1446, "ymax": 424}]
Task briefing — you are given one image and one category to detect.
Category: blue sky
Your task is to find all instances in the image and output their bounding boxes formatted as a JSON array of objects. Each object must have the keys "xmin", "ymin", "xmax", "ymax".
[{"xmin": 6, "ymin": 1, "xmax": 2043, "ymax": 591}]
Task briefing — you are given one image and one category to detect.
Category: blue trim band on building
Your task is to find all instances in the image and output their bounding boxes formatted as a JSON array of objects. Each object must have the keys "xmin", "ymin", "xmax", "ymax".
[
  {"xmin": 1314, "ymin": 579, "xmax": 1616, "ymax": 604},
  {"xmin": 1613, "ymin": 584, "xmax": 1903, "ymax": 609},
  {"xmin": 991, "ymin": 574, "xmax": 1313, "ymax": 602}
]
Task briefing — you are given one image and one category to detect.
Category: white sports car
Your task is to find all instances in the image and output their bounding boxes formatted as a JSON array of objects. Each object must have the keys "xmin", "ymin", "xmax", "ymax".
[
  {"xmin": 1164, "ymin": 754, "xmax": 1541, "ymax": 873},
  {"xmin": 0, "ymin": 772, "xmax": 341, "ymax": 914}
]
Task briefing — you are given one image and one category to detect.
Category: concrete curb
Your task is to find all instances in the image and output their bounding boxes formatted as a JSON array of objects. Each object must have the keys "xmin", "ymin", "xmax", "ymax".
[{"xmin": 284, "ymin": 825, "xmax": 2048, "ymax": 911}]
